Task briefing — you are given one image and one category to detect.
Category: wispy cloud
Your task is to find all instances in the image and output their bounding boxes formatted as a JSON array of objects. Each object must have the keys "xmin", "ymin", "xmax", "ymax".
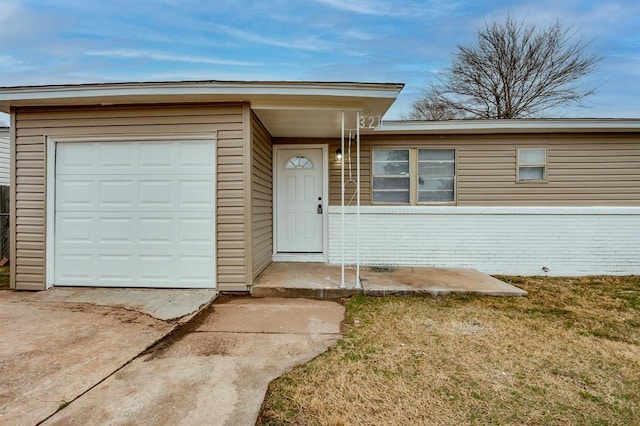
[
  {"xmin": 313, "ymin": 0, "xmax": 389, "ymax": 15},
  {"xmin": 85, "ymin": 49, "xmax": 259, "ymax": 67},
  {"xmin": 0, "ymin": 54, "xmax": 37, "ymax": 72},
  {"xmin": 311, "ymin": 0, "xmax": 461, "ymax": 17},
  {"xmin": 209, "ymin": 23, "xmax": 336, "ymax": 52}
]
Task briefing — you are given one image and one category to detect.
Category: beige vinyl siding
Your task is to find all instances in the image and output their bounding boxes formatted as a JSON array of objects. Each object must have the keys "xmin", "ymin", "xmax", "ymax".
[
  {"xmin": 274, "ymin": 133, "xmax": 640, "ymax": 206},
  {"xmin": 250, "ymin": 112, "xmax": 273, "ymax": 280},
  {"xmin": 13, "ymin": 103, "xmax": 247, "ymax": 291}
]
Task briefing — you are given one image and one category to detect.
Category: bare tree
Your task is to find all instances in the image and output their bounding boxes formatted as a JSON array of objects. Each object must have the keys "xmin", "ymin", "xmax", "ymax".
[
  {"xmin": 405, "ymin": 88, "xmax": 459, "ymax": 120},
  {"xmin": 410, "ymin": 17, "xmax": 601, "ymax": 119}
]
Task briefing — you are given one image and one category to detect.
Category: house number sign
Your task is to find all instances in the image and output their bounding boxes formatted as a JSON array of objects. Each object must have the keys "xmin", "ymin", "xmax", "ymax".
[{"xmin": 359, "ymin": 114, "xmax": 381, "ymax": 129}]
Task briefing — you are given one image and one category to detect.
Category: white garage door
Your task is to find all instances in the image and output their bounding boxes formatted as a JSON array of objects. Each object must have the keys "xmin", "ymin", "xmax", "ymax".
[{"xmin": 54, "ymin": 139, "xmax": 216, "ymax": 288}]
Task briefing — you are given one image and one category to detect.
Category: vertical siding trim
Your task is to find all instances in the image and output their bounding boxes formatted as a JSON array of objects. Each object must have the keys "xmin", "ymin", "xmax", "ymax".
[
  {"xmin": 9, "ymin": 108, "xmax": 16, "ymax": 289},
  {"xmin": 243, "ymin": 103, "xmax": 253, "ymax": 286},
  {"xmin": 45, "ymin": 136, "xmax": 54, "ymax": 289}
]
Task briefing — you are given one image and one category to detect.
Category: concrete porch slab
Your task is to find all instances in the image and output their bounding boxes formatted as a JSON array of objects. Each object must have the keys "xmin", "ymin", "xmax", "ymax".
[
  {"xmin": 252, "ymin": 262, "xmax": 527, "ymax": 298},
  {"xmin": 22, "ymin": 287, "xmax": 219, "ymax": 322},
  {"xmin": 362, "ymin": 266, "xmax": 528, "ymax": 297},
  {"xmin": 252, "ymin": 262, "xmax": 362, "ymax": 298}
]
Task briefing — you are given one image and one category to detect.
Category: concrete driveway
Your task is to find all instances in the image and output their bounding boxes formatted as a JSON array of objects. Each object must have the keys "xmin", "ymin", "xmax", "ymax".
[
  {"xmin": 0, "ymin": 290, "xmax": 344, "ymax": 425},
  {"xmin": 0, "ymin": 290, "xmax": 174, "ymax": 425}
]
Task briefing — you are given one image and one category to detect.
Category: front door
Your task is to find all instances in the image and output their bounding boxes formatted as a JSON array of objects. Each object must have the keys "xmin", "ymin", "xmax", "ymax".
[{"xmin": 276, "ymin": 148, "xmax": 324, "ymax": 253}]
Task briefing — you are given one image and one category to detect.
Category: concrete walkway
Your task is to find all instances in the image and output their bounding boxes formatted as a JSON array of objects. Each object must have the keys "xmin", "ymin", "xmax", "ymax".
[
  {"xmin": 252, "ymin": 263, "xmax": 528, "ymax": 298},
  {"xmin": 44, "ymin": 297, "xmax": 344, "ymax": 425}
]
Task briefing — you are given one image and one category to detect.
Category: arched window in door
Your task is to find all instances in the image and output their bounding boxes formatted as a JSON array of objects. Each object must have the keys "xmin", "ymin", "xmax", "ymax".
[{"xmin": 284, "ymin": 155, "xmax": 313, "ymax": 169}]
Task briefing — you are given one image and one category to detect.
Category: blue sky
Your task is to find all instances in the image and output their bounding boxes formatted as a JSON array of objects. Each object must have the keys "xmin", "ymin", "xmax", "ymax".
[{"xmin": 0, "ymin": 0, "xmax": 639, "ymax": 125}]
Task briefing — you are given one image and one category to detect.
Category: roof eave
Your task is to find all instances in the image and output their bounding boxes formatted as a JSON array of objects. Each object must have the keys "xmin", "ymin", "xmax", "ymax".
[
  {"xmin": 0, "ymin": 80, "xmax": 404, "ymax": 114},
  {"xmin": 375, "ymin": 119, "xmax": 640, "ymax": 134}
]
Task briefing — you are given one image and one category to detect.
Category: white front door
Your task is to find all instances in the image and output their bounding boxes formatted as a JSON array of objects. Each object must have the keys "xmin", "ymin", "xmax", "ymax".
[{"xmin": 276, "ymin": 148, "xmax": 324, "ymax": 253}]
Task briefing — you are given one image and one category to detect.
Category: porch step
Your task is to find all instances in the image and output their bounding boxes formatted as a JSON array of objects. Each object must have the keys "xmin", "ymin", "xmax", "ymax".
[{"xmin": 250, "ymin": 286, "xmax": 362, "ymax": 299}]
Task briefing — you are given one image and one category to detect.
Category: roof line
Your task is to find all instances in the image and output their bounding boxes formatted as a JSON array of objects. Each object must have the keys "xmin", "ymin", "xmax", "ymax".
[
  {"xmin": 0, "ymin": 79, "xmax": 405, "ymax": 91},
  {"xmin": 376, "ymin": 118, "xmax": 640, "ymax": 133}
]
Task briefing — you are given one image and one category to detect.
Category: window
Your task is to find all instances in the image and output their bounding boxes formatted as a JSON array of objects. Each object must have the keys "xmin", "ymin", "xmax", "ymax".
[
  {"xmin": 372, "ymin": 148, "xmax": 456, "ymax": 205},
  {"xmin": 418, "ymin": 149, "xmax": 455, "ymax": 203},
  {"xmin": 372, "ymin": 149, "xmax": 410, "ymax": 204},
  {"xmin": 517, "ymin": 147, "xmax": 546, "ymax": 181},
  {"xmin": 285, "ymin": 155, "xmax": 313, "ymax": 169}
]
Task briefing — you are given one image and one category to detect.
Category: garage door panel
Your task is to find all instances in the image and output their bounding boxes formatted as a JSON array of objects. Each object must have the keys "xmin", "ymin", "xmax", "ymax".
[
  {"xmin": 57, "ymin": 143, "xmax": 93, "ymax": 172},
  {"xmin": 99, "ymin": 180, "xmax": 135, "ymax": 207},
  {"xmin": 178, "ymin": 180, "xmax": 215, "ymax": 207},
  {"xmin": 57, "ymin": 141, "xmax": 215, "ymax": 175},
  {"xmin": 54, "ymin": 139, "xmax": 216, "ymax": 289},
  {"xmin": 99, "ymin": 255, "xmax": 135, "ymax": 281},
  {"xmin": 178, "ymin": 218, "xmax": 214, "ymax": 243},
  {"xmin": 57, "ymin": 175, "xmax": 214, "ymax": 212},
  {"xmin": 57, "ymin": 215, "xmax": 214, "ymax": 247},
  {"xmin": 139, "ymin": 180, "xmax": 173, "ymax": 206},
  {"xmin": 98, "ymin": 143, "xmax": 134, "ymax": 168},
  {"xmin": 56, "ymin": 217, "xmax": 93, "ymax": 244},
  {"xmin": 139, "ymin": 218, "xmax": 173, "ymax": 243},
  {"xmin": 56, "ymin": 178, "xmax": 94, "ymax": 208},
  {"xmin": 178, "ymin": 142, "xmax": 216, "ymax": 168},
  {"xmin": 56, "ymin": 254, "xmax": 94, "ymax": 282},
  {"xmin": 139, "ymin": 256, "xmax": 173, "ymax": 281},
  {"xmin": 139, "ymin": 143, "xmax": 173, "ymax": 168},
  {"xmin": 178, "ymin": 256, "xmax": 216, "ymax": 282},
  {"xmin": 98, "ymin": 218, "xmax": 134, "ymax": 243}
]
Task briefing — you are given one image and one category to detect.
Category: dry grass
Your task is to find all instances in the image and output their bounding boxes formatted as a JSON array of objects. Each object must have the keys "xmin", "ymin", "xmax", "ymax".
[
  {"xmin": 258, "ymin": 276, "xmax": 640, "ymax": 425},
  {"xmin": 0, "ymin": 266, "xmax": 9, "ymax": 289}
]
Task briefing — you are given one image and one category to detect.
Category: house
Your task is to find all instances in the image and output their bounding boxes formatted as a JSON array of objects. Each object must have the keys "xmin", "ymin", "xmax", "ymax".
[
  {"xmin": 0, "ymin": 126, "xmax": 9, "ymax": 187},
  {"xmin": 0, "ymin": 80, "xmax": 638, "ymax": 292}
]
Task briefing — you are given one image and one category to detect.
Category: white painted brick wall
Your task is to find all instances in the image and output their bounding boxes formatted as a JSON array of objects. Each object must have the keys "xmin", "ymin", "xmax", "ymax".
[{"xmin": 328, "ymin": 206, "xmax": 640, "ymax": 276}]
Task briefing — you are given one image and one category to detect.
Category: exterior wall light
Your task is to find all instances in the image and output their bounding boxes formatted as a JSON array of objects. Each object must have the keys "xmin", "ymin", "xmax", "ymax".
[{"xmin": 335, "ymin": 148, "xmax": 343, "ymax": 161}]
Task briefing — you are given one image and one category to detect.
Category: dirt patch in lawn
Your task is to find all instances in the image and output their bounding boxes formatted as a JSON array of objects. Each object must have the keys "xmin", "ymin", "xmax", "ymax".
[{"xmin": 258, "ymin": 276, "xmax": 640, "ymax": 425}]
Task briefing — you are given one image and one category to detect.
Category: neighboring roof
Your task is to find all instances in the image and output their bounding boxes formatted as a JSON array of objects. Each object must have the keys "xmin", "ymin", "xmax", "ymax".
[{"xmin": 375, "ymin": 118, "xmax": 640, "ymax": 134}]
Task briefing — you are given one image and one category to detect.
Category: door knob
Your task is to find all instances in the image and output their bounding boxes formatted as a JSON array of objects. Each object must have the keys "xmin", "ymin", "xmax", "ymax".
[{"xmin": 317, "ymin": 204, "xmax": 323, "ymax": 214}]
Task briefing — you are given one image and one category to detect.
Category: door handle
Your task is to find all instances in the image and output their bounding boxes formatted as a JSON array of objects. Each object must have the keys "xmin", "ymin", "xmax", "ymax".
[{"xmin": 317, "ymin": 204, "xmax": 323, "ymax": 214}]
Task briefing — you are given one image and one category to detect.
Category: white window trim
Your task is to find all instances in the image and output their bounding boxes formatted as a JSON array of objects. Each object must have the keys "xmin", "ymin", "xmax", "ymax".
[{"xmin": 517, "ymin": 146, "xmax": 548, "ymax": 183}]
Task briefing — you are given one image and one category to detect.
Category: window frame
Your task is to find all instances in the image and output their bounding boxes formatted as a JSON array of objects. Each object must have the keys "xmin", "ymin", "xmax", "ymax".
[
  {"xmin": 370, "ymin": 147, "xmax": 457, "ymax": 206},
  {"xmin": 370, "ymin": 148, "xmax": 411, "ymax": 205},
  {"xmin": 516, "ymin": 146, "xmax": 548, "ymax": 183}
]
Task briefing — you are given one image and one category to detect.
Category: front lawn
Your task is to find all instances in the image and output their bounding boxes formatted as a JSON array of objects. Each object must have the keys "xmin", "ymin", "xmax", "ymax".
[
  {"xmin": 0, "ymin": 266, "xmax": 8, "ymax": 289},
  {"xmin": 259, "ymin": 276, "xmax": 640, "ymax": 425}
]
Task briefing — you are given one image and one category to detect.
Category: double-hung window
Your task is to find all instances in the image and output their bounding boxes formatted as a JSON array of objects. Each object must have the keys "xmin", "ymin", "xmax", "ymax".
[
  {"xmin": 418, "ymin": 149, "xmax": 456, "ymax": 203},
  {"xmin": 372, "ymin": 149, "xmax": 410, "ymax": 204},
  {"xmin": 517, "ymin": 147, "xmax": 547, "ymax": 182},
  {"xmin": 372, "ymin": 148, "xmax": 456, "ymax": 205}
]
